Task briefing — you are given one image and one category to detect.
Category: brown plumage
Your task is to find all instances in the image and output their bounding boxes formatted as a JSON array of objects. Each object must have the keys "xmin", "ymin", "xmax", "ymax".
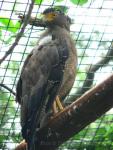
[
  {"xmin": 58, "ymin": 35, "xmax": 77, "ymax": 101},
  {"xmin": 16, "ymin": 7, "xmax": 77, "ymax": 150}
]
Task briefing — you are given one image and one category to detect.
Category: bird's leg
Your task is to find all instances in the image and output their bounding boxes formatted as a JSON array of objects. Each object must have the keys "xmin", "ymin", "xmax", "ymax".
[
  {"xmin": 52, "ymin": 96, "xmax": 64, "ymax": 115},
  {"xmin": 52, "ymin": 100, "xmax": 58, "ymax": 114},
  {"xmin": 56, "ymin": 96, "xmax": 64, "ymax": 111}
]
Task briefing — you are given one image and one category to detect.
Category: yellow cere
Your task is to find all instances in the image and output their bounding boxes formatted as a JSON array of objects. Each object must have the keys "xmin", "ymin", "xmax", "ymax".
[{"xmin": 44, "ymin": 13, "xmax": 57, "ymax": 21}]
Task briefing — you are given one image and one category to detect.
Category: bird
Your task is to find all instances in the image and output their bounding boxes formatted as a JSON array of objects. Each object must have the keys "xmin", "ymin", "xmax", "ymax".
[{"xmin": 16, "ymin": 6, "xmax": 77, "ymax": 150}]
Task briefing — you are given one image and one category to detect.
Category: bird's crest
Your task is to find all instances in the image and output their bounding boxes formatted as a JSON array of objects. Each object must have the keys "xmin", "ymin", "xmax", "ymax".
[
  {"xmin": 42, "ymin": 6, "xmax": 69, "ymax": 22},
  {"xmin": 43, "ymin": 6, "xmax": 69, "ymax": 15}
]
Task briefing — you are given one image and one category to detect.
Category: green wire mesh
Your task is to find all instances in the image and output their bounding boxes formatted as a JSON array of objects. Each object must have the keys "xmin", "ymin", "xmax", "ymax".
[{"xmin": 0, "ymin": 0, "xmax": 113, "ymax": 149}]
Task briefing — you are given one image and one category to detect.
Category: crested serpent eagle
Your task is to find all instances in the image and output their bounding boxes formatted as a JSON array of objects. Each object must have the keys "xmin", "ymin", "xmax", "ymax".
[{"xmin": 16, "ymin": 6, "xmax": 77, "ymax": 150}]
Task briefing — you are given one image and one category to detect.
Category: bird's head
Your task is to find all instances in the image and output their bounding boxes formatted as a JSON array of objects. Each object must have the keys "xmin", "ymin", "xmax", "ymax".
[{"xmin": 42, "ymin": 6, "xmax": 72, "ymax": 31}]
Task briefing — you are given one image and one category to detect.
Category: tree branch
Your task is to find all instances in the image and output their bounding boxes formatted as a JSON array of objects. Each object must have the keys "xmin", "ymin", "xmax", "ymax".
[
  {"xmin": 18, "ymin": 15, "xmax": 47, "ymax": 28},
  {"xmin": 15, "ymin": 140, "xmax": 27, "ymax": 150},
  {"xmin": 15, "ymin": 73, "xmax": 113, "ymax": 150},
  {"xmin": 0, "ymin": 84, "xmax": 16, "ymax": 95},
  {"xmin": 0, "ymin": 0, "xmax": 35, "ymax": 65},
  {"xmin": 69, "ymin": 41, "xmax": 113, "ymax": 102}
]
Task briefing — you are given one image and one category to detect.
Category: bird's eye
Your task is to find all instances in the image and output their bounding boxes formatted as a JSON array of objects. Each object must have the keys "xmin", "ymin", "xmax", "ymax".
[{"xmin": 52, "ymin": 13, "xmax": 57, "ymax": 17}]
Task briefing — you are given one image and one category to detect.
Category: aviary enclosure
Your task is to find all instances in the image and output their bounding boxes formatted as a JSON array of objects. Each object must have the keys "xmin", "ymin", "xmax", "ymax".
[{"xmin": 0, "ymin": 0, "xmax": 113, "ymax": 149}]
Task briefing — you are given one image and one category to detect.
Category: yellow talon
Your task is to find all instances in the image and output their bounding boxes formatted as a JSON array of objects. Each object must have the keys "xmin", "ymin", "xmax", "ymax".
[
  {"xmin": 56, "ymin": 96, "xmax": 64, "ymax": 111},
  {"xmin": 52, "ymin": 100, "xmax": 57, "ymax": 114},
  {"xmin": 52, "ymin": 96, "xmax": 64, "ymax": 115}
]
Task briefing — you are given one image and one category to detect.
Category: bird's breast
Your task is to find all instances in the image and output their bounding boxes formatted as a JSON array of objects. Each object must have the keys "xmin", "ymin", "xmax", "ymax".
[{"xmin": 38, "ymin": 35, "xmax": 52, "ymax": 46}]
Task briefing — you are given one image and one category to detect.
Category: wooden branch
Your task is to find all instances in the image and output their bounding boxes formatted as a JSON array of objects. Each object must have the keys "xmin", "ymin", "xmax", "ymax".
[
  {"xmin": 18, "ymin": 15, "xmax": 47, "ymax": 28},
  {"xmin": 0, "ymin": 84, "xmax": 16, "ymax": 95},
  {"xmin": 15, "ymin": 140, "xmax": 27, "ymax": 150},
  {"xmin": 0, "ymin": 0, "xmax": 35, "ymax": 65},
  {"xmin": 15, "ymin": 73, "xmax": 113, "ymax": 150}
]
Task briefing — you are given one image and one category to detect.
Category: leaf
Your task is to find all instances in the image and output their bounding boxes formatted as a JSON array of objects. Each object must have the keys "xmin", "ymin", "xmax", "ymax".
[
  {"xmin": 0, "ymin": 17, "xmax": 21, "ymax": 33},
  {"xmin": 7, "ymin": 61, "xmax": 20, "ymax": 74},
  {"xmin": 35, "ymin": 0, "xmax": 44, "ymax": 5},
  {"xmin": 70, "ymin": 0, "xmax": 88, "ymax": 5},
  {"xmin": 55, "ymin": 0, "xmax": 64, "ymax": 2},
  {"xmin": 13, "ymin": 21, "xmax": 21, "ymax": 32},
  {"xmin": 0, "ymin": 29, "xmax": 2, "ymax": 39},
  {"xmin": 0, "ymin": 135, "xmax": 6, "ymax": 143},
  {"xmin": 54, "ymin": 5, "xmax": 69, "ymax": 14}
]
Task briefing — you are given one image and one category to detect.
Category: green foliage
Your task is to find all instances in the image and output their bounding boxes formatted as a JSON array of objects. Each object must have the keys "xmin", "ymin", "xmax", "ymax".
[
  {"xmin": 0, "ymin": 90, "xmax": 15, "ymax": 125},
  {"xmin": 0, "ymin": 17, "xmax": 21, "ymax": 45},
  {"xmin": 70, "ymin": 0, "xmax": 88, "ymax": 5},
  {"xmin": 0, "ymin": 135, "xmax": 7, "ymax": 148},
  {"xmin": 0, "ymin": 61, "xmax": 20, "ymax": 148},
  {"xmin": 7, "ymin": 61, "xmax": 20, "ymax": 74},
  {"xmin": 0, "ymin": 89, "xmax": 16, "ymax": 148},
  {"xmin": 34, "ymin": 0, "xmax": 88, "ymax": 5},
  {"xmin": 35, "ymin": 0, "xmax": 44, "ymax": 5},
  {"xmin": 61, "ymin": 115, "xmax": 113, "ymax": 149},
  {"xmin": 0, "ymin": 17, "xmax": 21, "ymax": 33},
  {"xmin": 54, "ymin": 6, "xmax": 69, "ymax": 14},
  {"xmin": 77, "ymin": 68, "xmax": 86, "ymax": 80},
  {"xmin": 55, "ymin": 0, "xmax": 64, "ymax": 2}
]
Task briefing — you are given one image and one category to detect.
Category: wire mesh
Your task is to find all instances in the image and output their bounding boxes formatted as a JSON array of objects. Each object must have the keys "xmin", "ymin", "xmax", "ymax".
[{"xmin": 0, "ymin": 0, "xmax": 113, "ymax": 149}]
